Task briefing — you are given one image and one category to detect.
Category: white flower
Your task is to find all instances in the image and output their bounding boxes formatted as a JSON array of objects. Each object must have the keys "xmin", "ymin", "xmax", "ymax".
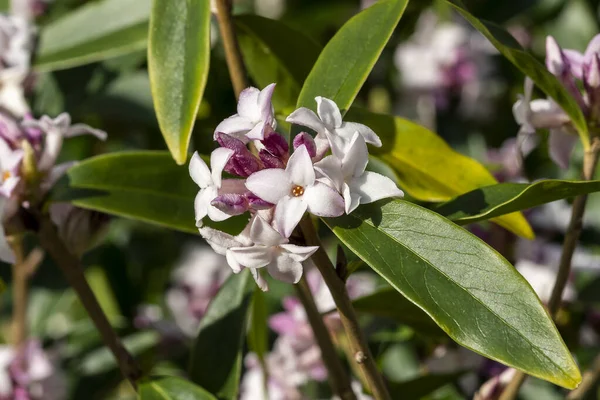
[
  {"xmin": 0, "ymin": 136, "xmax": 22, "ymax": 197},
  {"xmin": 314, "ymin": 132, "xmax": 403, "ymax": 214},
  {"xmin": 0, "ymin": 197, "xmax": 15, "ymax": 264},
  {"xmin": 214, "ymin": 83, "xmax": 276, "ymax": 142},
  {"xmin": 246, "ymin": 145, "xmax": 345, "ymax": 238},
  {"xmin": 512, "ymin": 78, "xmax": 576, "ymax": 168},
  {"xmin": 286, "ymin": 97, "xmax": 381, "ymax": 159},
  {"xmin": 189, "ymin": 149, "xmax": 246, "ymax": 226},
  {"xmin": 0, "ymin": 346, "xmax": 14, "ymax": 397},
  {"xmin": 22, "ymin": 113, "xmax": 107, "ymax": 172}
]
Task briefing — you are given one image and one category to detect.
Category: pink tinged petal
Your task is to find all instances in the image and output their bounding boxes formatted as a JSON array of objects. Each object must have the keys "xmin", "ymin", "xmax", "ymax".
[
  {"xmin": 37, "ymin": 132, "xmax": 64, "ymax": 172},
  {"xmin": 303, "ymin": 182, "xmax": 345, "ymax": 217},
  {"xmin": 529, "ymin": 99, "xmax": 570, "ymax": 128},
  {"xmin": 237, "ymin": 87, "xmax": 261, "ymax": 119},
  {"xmin": 516, "ymin": 128, "xmax": 540, "ymax": 158},
  {"xmin": 268, "ymin": 313, "xmax": 298, "ymax": 336},
  {"xmin": 249, "ymin": 215, "xmax": 286, "ymax": 246},
  {"xmin": 229, "ymin": 245, "xmax": 273, "ymax": 269},
  {"xmin": 286, "ymin": 145, "xmax": 315, "ymax": 187},
  {"xmin": 262, "ymin": 130, "xmax": 289, "ymax": 158},
  {"xmin": 195, "ymin": 186, "xmax": 217, "ymax": 224},
  {"xmin": 189, "ymin": 152, "xmax": 212, "ymax": 188},
  {"xmin": 316, "ymin": 97, "xmax": 342, "ymax": 128},
  {"xmin": 286, "ymin": 107, "xmax": 326, "ymax": 134},
  {"xmin": 0, "ymin": 176, "xmax": 20, "ymax": 197},
  {"xmin": 65, "ymin": 123, "xmax": 107, "ymax": 140},
  {"xmin": 548, "ymin": 128, "xmax": 578, "ymax": 169},
  {"xmin": 585, "ymin": 34, "xmax": 600, "ymax": 62},
  {"xmin": 563, "ymin": 49, "xmax": 585, "ymax": 79},
  {"xmin": 258, "ymin": 83, "xmax": 276, "ymax": 123},
  {"xmin": 220, "ymin": 179, "xmax": 248, "ymax": 194},
  {"xmin": 245, "ymin": 192, "xmax": 274, "ymax": 210},
  {"xmin": 341, "ymin": 121, "xmax": 382, "ymax": 147},
  {"xmin": 314, "ymin": 155, "xmax": 344, "ymax": 192},
  {"xmin": 5, "ymin": 149, "xmax": 23, "ymax": 172},
  {"xmin": 259, "ymin": 150, "xmax": 285, "ymax": 169},
  {"xmin": 546, "ymin": 36, "xmax": 567, "ymax": 75},
  {"xmin": 279, "ymin": 244, "xmax": 319, "ymax": 262},
  {"xmin": 274, "ymin": 195, "xmax": 307, "ymax": 238},
  {"xmin": 210, "ymin": 147, "xmax": 235, "ymax": 187},
  {"xmin": 226, "ymin": 250, "xmax": 243, "ymax": 273},
  {"xmin": 267, "ymin": 251, "xmax": 303, "ymax": 284},
  {"xmin": 341, "ymin": 132, "xmax": 369, "ymax": 178},
  {"xmin": 293, "ymin": 132, "xmax": 317, "ymax": 158},
  {"xmin": 245, "ymin": 122, "xmax": 266, "ymax": 141},
  {"xmin": 246, "ymin": 168, "xmax": 292, "ymax": 204},
  {"xmin": 207, "ymin": 203, "xmax": 234, "ymax": 222},
  {"xmin": 211, "ymin": 194, "xmax": 249, "ymax": 215},
  {"xmin": 349, "ymin": 171, "xmax": 404, "ymax": 205},
  {"xmin": 250, "ymin": 268, "xmax": 269, "ymax": 291},
  {"xmin": 343, "ymin": 182, "xmax": 361, "ymax": 214},
  {"xmin": 214, "ymin": 115, "xmax": 255, "ymax": 140},
  {"xmin": 199, "ymin": 227, "xmax": 241, "ymax": 255},
  {"xmin": 0, "ymin": 136, "xmax": 13, "ymax": 160},
  {"xmin": 313, "ymin": 133, "xmax": 330, "ymax": 161}
]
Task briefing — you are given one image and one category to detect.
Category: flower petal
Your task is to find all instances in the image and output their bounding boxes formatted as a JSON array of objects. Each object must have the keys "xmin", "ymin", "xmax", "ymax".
[
  {"xmin": 316, "ymin": 97, "xmax": 342, "ymax": 128},
  {"xmin": 267, "ymin": 252, "xmax": 303, "ymax": 284},
  {"xmin": 250, "ymin": 215, "xmax": 286, "ymax": 247},
  {"xmin": 286, "ymin": 107, "xmax": 326, "ymax": 134},
  {"xmin": 214, "ymin": 115, "xmax": 255, "ymax": 140},
  {"xmin": 549, "ymin": 128, "xmax": 578, "ymax": 169},
  {"xmin": 207, "ymin": 203, "xmax": 234, "ymax": 222},
  {"xmin": 237, "ymin": 87, "xmax": 261, "ymax": 119},
  {"xmin": 258, "ymin": 83, "xmax": 276, "ymax": 123},
  {"xmin": 189, "ymin": 152, "xmax": 212, "ymax": 188},
  {"xmin": 546, "ymin": 36, "xmax": 567, "ymax": 75},
  {"xmin": 0, "ymin": 197, "xmax": 15, "ymax": 264},
  {"xmin": 199, "ymin": 226, "xmax": 242, "ymax": 255},
  {"xmin": 279, "ymin": 244, "xmax": 319, "ymax": 262},
  {"xmin": 585, "ymin": 34, "xmax": 600, "ymax": 63},
  {"xmin": 226, "ymin": 250, "xmax": 243, "ymax": 273},
  {"xmin": 343, "ymin": 182, "xmax": 361, "ymax": 214},
  {"xmin": 245, "ymin": 168, "xmax": 292, "ymax": 204},
  {"xmin": 210, "ymin": 147, "xmax": 234, "ymax": 188},
  {"xmin": 303, "ymin": 182, "xmax": 345, "ymax": 217},
  {"xmin": 66, "ymin": 123, "xmax": 107, "ymax": 140},
  {"xmin": 274, "ymin": 195, "xmax": 307, "ymax": 238},
  {"xmin": 341, "ymin": 132, "xmax": 369, "ymax": 178},
  {"xmin": 250, "ymin": 268, "xmax": 269, "ymax": 291},
  {"xmin": 194, "ymin": 186, "xmax": 217, "ymax": 224},
  {"xmin": 341, "ymin": 121, "xmax": 382, "ymax": 147},
  {"xmin": 349, "ymin": 171, "xmax": 404, "ymax": 205},
  {"xmin": 229, "ymin": 245, "xmax": 273, "ymax": 269},
  {"xmin": 314, "ymin": 155, "xmax": 344, "ymax": 192},
  {"xmin": 286, "ymin": 145, "xmax": 315, "ymax": 187}
]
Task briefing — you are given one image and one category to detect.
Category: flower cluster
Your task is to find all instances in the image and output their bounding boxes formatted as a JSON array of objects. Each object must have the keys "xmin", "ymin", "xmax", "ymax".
[
  {"xmin": 513, "ymin": 34, "xmax": 600, "ymax": 168},
  {"xmin": 191, "ymin": 84, "xmax": 403, "ymax": 290}
]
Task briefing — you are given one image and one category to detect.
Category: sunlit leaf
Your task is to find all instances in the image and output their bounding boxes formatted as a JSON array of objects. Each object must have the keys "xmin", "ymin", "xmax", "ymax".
[{"xmin": 140, "ymin": 376, "xmax": 217, "ymax": 400}]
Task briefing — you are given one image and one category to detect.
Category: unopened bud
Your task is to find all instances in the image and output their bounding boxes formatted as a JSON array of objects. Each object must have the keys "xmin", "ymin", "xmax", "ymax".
[
  {"xmin": 293, "ymin": 132, "xmax": 317, "ymax": 158},
  {"xmin": 211, "ymin": 194, "xmax": 249, "ymax": 215},
  {"xmin": 216, "ymin": 132, "xmax": 261, "ymax": 177},
  {"xmin": 261, "ymin": 130, "xmax": 289, "ymax": 158},
  {"xmin": 259, "ymin": 150, "xmax": 285, "ymax": 169},
  {"xmin": 245, "ymin": 192, "xmax": 273, "ymax": 210},
  {"xmin": 50, "ymin": 203, "xmax": 110, "ymax": 257}
]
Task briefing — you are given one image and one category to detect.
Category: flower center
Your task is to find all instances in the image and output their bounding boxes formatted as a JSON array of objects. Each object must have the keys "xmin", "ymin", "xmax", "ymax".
[
  {"xmin": 291, "ymin": 185, "xmax": 305, "ymax": 197},
  {"xmin": 1, "ymin": 170, "xmax": 10, "ymax": 182}
]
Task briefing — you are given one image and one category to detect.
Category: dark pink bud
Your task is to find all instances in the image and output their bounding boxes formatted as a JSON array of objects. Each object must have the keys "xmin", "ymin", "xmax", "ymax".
[
  {"xmin": 216, "ymin": 132, "xmax": 261, "ymax": 177},
  {"xmin": 246, "ymin": 192, "xmax": 274, "ymax": 210},
  {"xmin": 211, "ymin": 194, "xmax": 249, "ymax": 215},
  {"xmin": 259, "ymin": 150, "xmax": 285, "ymax": 169},
  {"xmin": 261, "ymin": 130, "xmax": 289, "ymax": 158},
  {"xmin": 293, "ymin": 132, "xmax": 317, "ymax": 158}
]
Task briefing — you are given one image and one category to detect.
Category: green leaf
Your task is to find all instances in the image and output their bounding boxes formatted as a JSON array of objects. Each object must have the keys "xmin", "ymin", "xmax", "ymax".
[
  {"xmin": 139, "ymin": 376, "xmax": 217, "ymax": 400},
  {"xmin": 235, "ymin": 15, "xmax": 321, "ymax": 111},
  {"xmin": 435, "ymin": 179, "xmax": 600, "ymax": 225},
  {"xmin": 445, "ymin": 0, "xmax": 590, "ymax": 147},
  {"xmin": 352, "ymin": 288, "xmax": 446, "ymax": 337},
  {"xmin": 34, "ymin": 0, "xmax": 151, "ymax": 72},
  {"xmin": 296, "ymin": 0, "xmax": 409, "ymax": 114},
  {"xmin": 51, "ymin": 151, "xmax": 245, "ymax": 235},
  {"xmin": 324, "ymin": 199, "xmax": 581, "ymax": 388},
  {"xmin": 388, "ymin": 371, "xmax": 468, "ymax": 400},
  {"xmin": 346, "ymin": 108, "xmax": 534, "ymax": 239},
  {"xmin": 148, "ymin": 0, "xmax": 211, "ymax": 164},
  {"xmin": 247, "ymin": 287, "xmax": 269, "ymax": 363},
  {"xmin": 188, "ymin": 270, "xmax": 254, "ymax": 400}
]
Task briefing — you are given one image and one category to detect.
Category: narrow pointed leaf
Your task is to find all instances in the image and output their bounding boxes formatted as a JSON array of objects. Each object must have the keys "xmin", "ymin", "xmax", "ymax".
[
  {"xmin": 296, "ymin": 0, "xmax": 409, "ymax": 114},
  {"xmin": 324, "ymin": 199, "xmax": 581, "ymax": 388},
  {"xmin": 351, "ymin": 288, "xmax": 446, "ymax": 337},
  {"xmin": 189, "ymin": 270, "xmax": 254, "ymax": 400},
  {"xmin": 35, "ymin": 0, "xmax": 151, "ymax": 72},
  {"xmin": 148, "ymin": 0, "xmax": 211, "ymax": 164},
  {"xmin": 445, "ymin": 0, "xmax": 589, "ymax": 147},
  {"xmin": 140, "ymin": 376, "xmax": 217, "ymax": 400},
  {"xmin": 235, "ymin": 15, "xmax": 321, "ymax": 111},
  {"xmin": 435, "ymin": 179, "xmax": 600, "ymax": 225},
  {"xmin": 247, "ymin": 287, "xmax": 269, "ymax": 362},
  {"xmin": 346, "ymin": 108, "xmax": 534, "ymax": 239},
  {"xmin": 50, "ymin": 151, "xmax": 246, "ymax": 234}
]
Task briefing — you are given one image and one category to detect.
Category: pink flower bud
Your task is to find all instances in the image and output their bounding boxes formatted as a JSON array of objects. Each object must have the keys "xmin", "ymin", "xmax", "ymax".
[
  {"xmin": 293, "ymin": 132, "xmax": 317, "ymax": 158},
  {"xmin": 261, "ymin": 130, "xmax": 289, "ymax": 158},
  {"xmin": 216, "ymin": 132, "xmax": 261, "ymax": 177},
  {"xmin": 259, "ymin": 150, "xmax": 285, "ymax": 169},
  {"xmin": 211, "ymin": 193, "xmax": 249, "ymax": 215},
  {"xmin": 245, "ymin": 192, "xmax": 274, "ymax": 210}
]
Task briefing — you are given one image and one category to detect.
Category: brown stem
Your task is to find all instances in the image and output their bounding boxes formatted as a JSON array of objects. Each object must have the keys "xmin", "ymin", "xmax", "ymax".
[
  {"xmin": 215, "ymin": 0, "xmax": 248, "ymax": 99},
  {"xmin": 299, "ymin": 217, "xmax": 391, "ymax": 400},
  {"xmin": 295, "ymin": 276, "xmax": 357, "ymax": 400},
  {"xmin": 37, "ymin": 217, "xmax": 141, "ymax": 388},
  {"xmin": 9, "ymin": 236, "xmax": 27, "ymax": 346},
  {"xmin": 500, "ymin": 139, "xmax": 600, "ymax": 400}
]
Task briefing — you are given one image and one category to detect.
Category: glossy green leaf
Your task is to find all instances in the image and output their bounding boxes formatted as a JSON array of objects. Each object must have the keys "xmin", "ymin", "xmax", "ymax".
[
  {"xmin": 324, "ymin": 199, "xmax": 581, "ymax": 388},
  {"xmin": 435, "ymin": 179, "xmax": 600, "ymax": 225},
  {"xmin": 446, "ymin": 0, "xmax": 590, "ymax": 147},
  {"xmin": 189, "ymin": 270, "xmax": 254, "ymax": 400},
  {"xmin": 139, "ymin": 376, "xmax": 217, "ymax": 400},
  {"xmin": 388, "ymin": 371, "xmax": 468, "ymax": 400},
  {"xmin": 35, "ymin": 0, "xmax": 151, "ymax": 72},
  {"xmin": 51, "ymin": 151, "xmax": 245, "ymax": 235},
  {"xmin": 352, "ymin": 288, "xmax": 446, "ymax": 337},
  {"xmin": 296, "ymin": 0, "xmax": 409, "ymax": 114},
  {"xmin": 235, "ymin": 15, "xmax": 321, "ymax": 111},
  {"xmin": 148, "ymin": 0, "xmax": 211, "ymax": 164},
  {"xmin": 346, "ymin": 108, "xmax": 534, "ymax": 239}
]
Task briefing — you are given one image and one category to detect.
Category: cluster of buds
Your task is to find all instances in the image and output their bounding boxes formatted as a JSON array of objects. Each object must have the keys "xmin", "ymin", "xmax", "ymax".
[
  {"xmin": 513, "ymin": 35, "xmax": 600, "ymax": 168},
  {"xmin": 191, "ymin": 83, "xmax": 403, "ymax": 290}
]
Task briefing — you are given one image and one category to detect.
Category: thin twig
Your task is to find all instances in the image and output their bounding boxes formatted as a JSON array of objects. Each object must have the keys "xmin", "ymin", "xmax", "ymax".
[
  {"xmin": 500, "ymin": 139, "xmax": 600, "ymax": 400},
  {"xmin": 9, "ymin": 235, "xmax": 27, "ymax": 346},
  {"xmin": 37, "ymin": 217, "xmax": 141, "ymax": 389},
  {"xmin": 300, "ymin": 217, "xmax": 391, "ymax": 400},
  {"xmin": 295, "ymin": 276, "xmax": 357, "ymax": 400},
  {"xmin": 215, "ymin": 0, "xmax": 248, "ymax": 99}
]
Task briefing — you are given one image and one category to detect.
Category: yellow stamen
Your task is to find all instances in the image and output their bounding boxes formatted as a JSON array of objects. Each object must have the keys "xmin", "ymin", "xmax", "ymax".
[
  {"xmin": 291, "ymin": 185, "xmax": 305, "ymax": 197},
  {"xmin": 2, "ymin": 170, "xmax": 10, "ymax": 181}
]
